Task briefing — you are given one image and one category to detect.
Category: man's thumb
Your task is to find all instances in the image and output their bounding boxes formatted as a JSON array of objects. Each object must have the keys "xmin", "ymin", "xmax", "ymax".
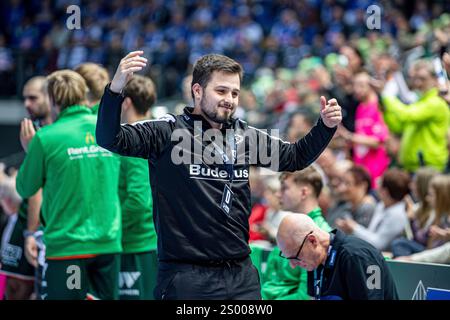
[{"xmin": 320, "ymin": 96, "xmax": 327, "ymax": 111}]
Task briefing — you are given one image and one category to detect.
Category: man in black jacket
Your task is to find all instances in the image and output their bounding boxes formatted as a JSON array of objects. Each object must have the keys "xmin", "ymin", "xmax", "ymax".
[
  {"xmin": 277, "ymin": 214, "xmax": 399, "ymax": 300},
  {"xmin": 96, "ymin": 51, "xmax": 342, "ymax": 299}
]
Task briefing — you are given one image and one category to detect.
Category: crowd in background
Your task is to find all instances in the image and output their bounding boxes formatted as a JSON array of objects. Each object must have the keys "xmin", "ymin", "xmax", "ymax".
[
  {"xmin": 0, "ymin": 0, "xmax": 450, "ymax": 300},
  {"xmin": 1, "ymin": 0, "xmax": 449, "ymax": 99}
]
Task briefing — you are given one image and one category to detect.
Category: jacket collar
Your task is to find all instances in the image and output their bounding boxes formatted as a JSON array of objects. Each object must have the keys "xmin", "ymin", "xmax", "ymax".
[{"xmin": 419, "ymin": 88, "xmax": 438, "ymax": 100}]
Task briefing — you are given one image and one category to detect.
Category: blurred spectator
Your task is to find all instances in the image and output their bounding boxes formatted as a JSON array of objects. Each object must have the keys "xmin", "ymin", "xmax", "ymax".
[
  {"xmin": 286, "ymin": 109, "xmax": 316, "ymax": 142},
  {"xmin": 248, "ymin": 174, "xmax": 287, "ymax": 245},
  {"xmin": 0, "ymin": 33, "xmax": 15, "ymax": 96},
  {"xmin": 338, "ymin": 71, "xmax": 390, "ymax": 187},
  {"xmin": 427, "ymin": 174, "xmax": 450, "ymax": 248},
  {"xmin": 1, "ymin": 0, "xmax": 449, "ymax": 102},
  {"xmin": 326, "ymin": 165, "xmax": 376, "ymax": 228},
  {"xmin": 0, "ymin": 170, "xmax": 34, "ymax": 300},
  {"xmin": 395, "ymin": 242, "xmax": 450, "ymax": 264},
  {"xmin": 392, "ymin": 167, "xmax": 438, "ymax": 257},
  {"xmin": 270, "ymin": 9, "xmax": 301, "ymax": 47},
  {"xmin": 380, "ymin": 60, "xmax": 450, "ymax": 172},
  {"xmin": 74, "ymin": 62, "xmax": 110, "ymax": 112},
  {"xmin": 336, "ymin": 168, "xmax": 410, "ymax": 252}
]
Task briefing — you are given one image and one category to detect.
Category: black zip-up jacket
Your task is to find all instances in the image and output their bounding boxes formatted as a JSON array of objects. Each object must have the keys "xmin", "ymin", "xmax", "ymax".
[
  {"xmin": 307, "ymin": 229, "xmax": 399, "ymax": 300},
  {"xmin": 96, "ymin": 85, "xmax": 336, "ymax": 263}
]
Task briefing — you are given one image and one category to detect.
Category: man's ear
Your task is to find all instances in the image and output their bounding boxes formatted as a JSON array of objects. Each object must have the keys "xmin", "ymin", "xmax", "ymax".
[
  {"xmin": 309, "ymin": 234, "xmax": 318, "ymax": 246},
  {"xmin": 192, "ymin": 83, "xmax": 202, "ymax": 101},
  {"xmin": 122, "ymin": 97, "xmax": 132, "ymax": 111},
  {"xmin": 301, "ymin": 186, "xmax": 309, "ymax": 199}
]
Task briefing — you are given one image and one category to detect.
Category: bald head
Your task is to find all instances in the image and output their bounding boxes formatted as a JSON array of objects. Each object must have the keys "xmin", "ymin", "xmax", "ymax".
[
  {"xmin": 24, "ymin": 76, "xmax": 46, "ymax": 92},
  {"xmin": 276, "ymin": 213, "xmax": 330, "ymax": 271},
  {"xmin": 277, "ymin": 214, "xmax": 319, "ymax": 247}
]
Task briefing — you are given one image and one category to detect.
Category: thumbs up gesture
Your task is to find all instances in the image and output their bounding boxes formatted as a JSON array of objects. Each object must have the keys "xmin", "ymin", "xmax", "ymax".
[{"xmin": 320, "ymin": 96, "xmax": 342, "ymax": 128}]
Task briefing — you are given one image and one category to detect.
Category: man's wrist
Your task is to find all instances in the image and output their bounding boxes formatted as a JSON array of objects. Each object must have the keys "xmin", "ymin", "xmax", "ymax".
[
  {"xmin": 319, "ymin": 117, "xmax": 338, "ymax": 131},
  {"xmin": 23, "ymin": 230, "xmax": 35, "ymax": 238},
  {"xmin": 108, "ymin": 83, "xmax": 124, "ymax": 96}
]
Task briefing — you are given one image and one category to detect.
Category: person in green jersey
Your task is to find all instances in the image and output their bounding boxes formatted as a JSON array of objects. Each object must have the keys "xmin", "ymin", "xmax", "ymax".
[
  {"xmin": 74, "ymin": 62, "xmax": 110, "ymax": 115},
  {"xmin": 262, "ymin": 166, "xmax": 331, "ymax": 300},
  {"xmin": 15, "ymin": 70, "xmax": 122, "ymax": 300},
  {"xmin": 118, "ymin": 75, "xmax": 158, "ymax": 300}
]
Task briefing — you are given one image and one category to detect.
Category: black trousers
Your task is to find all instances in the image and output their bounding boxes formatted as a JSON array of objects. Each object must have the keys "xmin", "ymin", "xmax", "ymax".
[{"xmin": 154, "ymin": 257, "xmax": 261, "ymax": 300}]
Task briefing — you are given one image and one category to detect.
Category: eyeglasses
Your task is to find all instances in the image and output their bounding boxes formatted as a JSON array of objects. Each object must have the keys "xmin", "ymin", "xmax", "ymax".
[{"xmin": 279, "ymin": 230, "xmax": 313, "ymax": 261}]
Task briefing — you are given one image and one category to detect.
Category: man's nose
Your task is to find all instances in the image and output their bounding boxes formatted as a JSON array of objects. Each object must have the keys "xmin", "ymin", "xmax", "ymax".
[{"xmin": 224, "ymin": 92, "xmax": 233, "ymax": 104}]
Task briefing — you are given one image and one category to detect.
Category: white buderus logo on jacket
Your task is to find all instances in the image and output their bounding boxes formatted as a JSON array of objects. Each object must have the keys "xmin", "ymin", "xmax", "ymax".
[{"xmin": 189, "ymin": 164, "xmax": 249, "ymax": 181}]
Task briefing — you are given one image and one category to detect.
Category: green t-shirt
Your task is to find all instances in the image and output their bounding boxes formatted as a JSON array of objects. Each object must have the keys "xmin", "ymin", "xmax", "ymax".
[
  {"xmin": 18, "ymin": 199, "xmax": 28, "ymax": 220},
  {"xmin": 90, "ymin": 103, "xmax": 99, "ymax": 115},
  {"xmin": 118, "ymin": 156, "xmax": 157, "ymax": 253},
  {"xmin": 262, "ymin": 207, "xmax": 331, "ymax": 300},
  {"xmin": 16, "ymin": 105, "xmax": 122, "ymax": 258}
]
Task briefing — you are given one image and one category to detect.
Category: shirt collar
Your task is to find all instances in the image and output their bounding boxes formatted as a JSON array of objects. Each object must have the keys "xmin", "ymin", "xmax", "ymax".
[
  {"xmin": 325, "ymin": 229, "xmax": 344, "ymax": 267},
  {"xmin": 57, "ymin": 105, "xmax": 91, "ymax": 121},
  {"xmin": 307, "ymin": 207, "xmax": 323, "ymax": 219}
]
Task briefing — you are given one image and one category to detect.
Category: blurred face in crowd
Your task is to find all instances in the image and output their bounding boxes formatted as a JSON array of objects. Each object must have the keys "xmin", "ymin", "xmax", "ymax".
[
  {"xmin": 22, "ymin": 82, "xmax": 50, "ymax": 121},
  {"xmin": 353, "ymin": 73, "xmax": 372, "ymax": 102},
  {"xmin": 265, "ymin": 188, "xmax": 281, "ymax": 211},
  {"xmin": 340, "ymin": 46, "xmax": 362, "ymax": 73},
  {"xmin": 373, "ymin": 54, "xmax": 394, "ymax": 79},
  {"xmin": 376, "ymin": 179, "xmax": 390, "ymax": 205},
  {"xmin": 280, "ymin": 176, "xmax": 303, "ymax": 212},
  {"xmin": 194, "ymin": 71, "xmax": 240, "ymax": 124},
  {"xmin": 409, "ymin": 66, "xmax": 436, "ymax": 94},
  {"xmin": 426, "ymin": 185, "xmax": 436, "ymax": 209},
  {"xmin": 340, "ymin": 172, "xmax": 365, "ymax": 202},
  {"xmin": 287, "ymin": 113, "xmax": 311, "ymax": 142}
]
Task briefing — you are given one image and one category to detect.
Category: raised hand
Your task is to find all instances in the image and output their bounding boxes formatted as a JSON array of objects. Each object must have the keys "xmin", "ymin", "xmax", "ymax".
[
  {"xmin": 110, "ymin": 51, "xmax": 147, "ymax": 93},
  {"xmin": 320, "ymin": 96, "xmax": 342, "ymax": 128},
  {"xmin": 20, "ymin": 118, "xmax": 36, "ymax": 153}
]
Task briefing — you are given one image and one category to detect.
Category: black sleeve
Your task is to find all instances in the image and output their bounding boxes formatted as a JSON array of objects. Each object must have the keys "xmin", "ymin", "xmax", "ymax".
[
  {"xmin": 96, "ymin": 84, "xmax": 174, "ymax": 159},
  {"xmin": 249, "ymin": 118, "xmax": 336, "ymax": 172}
]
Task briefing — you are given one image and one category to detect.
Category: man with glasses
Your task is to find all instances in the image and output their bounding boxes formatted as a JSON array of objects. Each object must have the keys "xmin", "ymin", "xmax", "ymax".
[
  {"xmin": 277, "ymin": 214, "xmax": 399, "ymax": 300},
  {"xmin": 262, "ymin": 167, "xmax": 331, "ymax": 300}
]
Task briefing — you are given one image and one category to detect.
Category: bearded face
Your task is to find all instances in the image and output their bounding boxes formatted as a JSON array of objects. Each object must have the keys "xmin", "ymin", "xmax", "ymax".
[{"xmin": 196, "ymin": 71, "xmax": 240, "ymax": 124}]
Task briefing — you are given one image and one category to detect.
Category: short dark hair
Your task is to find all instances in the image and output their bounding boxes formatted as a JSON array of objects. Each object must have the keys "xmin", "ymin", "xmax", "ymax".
[
  {"xmin": 191, "ymin": 54, "xmax": 243, "ymax": 101},
  {"xmin": 123, "ymin": 75, "xmax": 157, "ymax": 115},
  {"xmin": 349, "ymin": 165, "xmax": 372, "ymax": 194},
  {"xmin": 280, "ymin": 166, "xmax": 323, "ymax": 198},
  {"xmin": 382, "ymin": 168, "xmax": 410, "ymax": 201}
]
